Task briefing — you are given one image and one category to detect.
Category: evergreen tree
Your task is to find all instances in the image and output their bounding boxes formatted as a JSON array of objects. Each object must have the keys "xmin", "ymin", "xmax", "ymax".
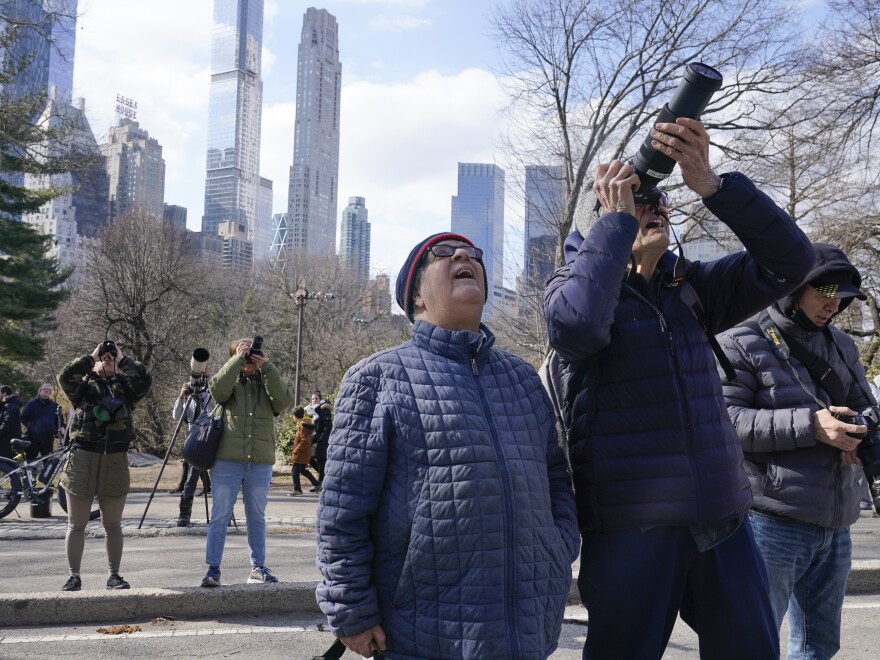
[
  {"xmin": 0, "ymin": 217, "xmax": 70, "ymax": 387},
  {"xmin": 0, "ymin": 3, "xmax": 78, "ymax": 389}
]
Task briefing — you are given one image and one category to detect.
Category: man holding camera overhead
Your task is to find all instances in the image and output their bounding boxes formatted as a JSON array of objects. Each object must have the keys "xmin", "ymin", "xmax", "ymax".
[
  {"xmin": 543, "ymin": 115, "xmax": 814, "ymax": 658},
  {"xmin": 718, "ymin": 243, "xmax": 874, "ymax": 659}
]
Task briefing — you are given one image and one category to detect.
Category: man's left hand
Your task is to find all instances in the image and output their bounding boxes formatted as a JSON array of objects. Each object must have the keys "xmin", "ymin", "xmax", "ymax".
[{"xmin": 650, "ymin": 117, "xmax": 721, "ymax": 198}]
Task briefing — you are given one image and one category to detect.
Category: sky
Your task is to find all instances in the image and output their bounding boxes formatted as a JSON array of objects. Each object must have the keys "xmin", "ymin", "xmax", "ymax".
[{"xmin": 72, "ymin": 0, "xmax": 516, "ymax": 286}]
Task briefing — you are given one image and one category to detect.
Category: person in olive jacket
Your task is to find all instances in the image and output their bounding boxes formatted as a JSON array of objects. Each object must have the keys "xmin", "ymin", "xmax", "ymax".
[
  {"xmin": 57, "ymin": 341, "xmax": 152, "ymax": 592},
  {"xmin": 200, "ymin": 337, "xmax": 293, "ymax": 588}
]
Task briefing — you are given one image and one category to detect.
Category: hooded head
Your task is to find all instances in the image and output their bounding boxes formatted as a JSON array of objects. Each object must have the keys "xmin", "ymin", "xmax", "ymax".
[
  {"xmin": 776, "ymin": 242, "xmax": 866, "ymax": 332},
  {"xmin": 395, "ymin": 232, "xmax": 488, "ymax": 323}
]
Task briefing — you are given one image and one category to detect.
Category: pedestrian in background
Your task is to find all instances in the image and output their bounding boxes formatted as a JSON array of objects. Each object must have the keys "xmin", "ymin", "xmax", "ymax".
[
  {"xmin": 0, "ymin": 384, "xmax": 21, "ymax": 460},
  {"xmin": 287, "ymin": 405, "xmax": 320, "ymax": 496},
  {"xmin": 171, "ymin": 372, "xmax": 214, "ymax": 527},
  {"xmin": 308, "ymin": 390, "xmax": 332, "ymax": 485},
  {"xmin": 21, "ymin": 383, "xmax": 62, "ymax": 460}
]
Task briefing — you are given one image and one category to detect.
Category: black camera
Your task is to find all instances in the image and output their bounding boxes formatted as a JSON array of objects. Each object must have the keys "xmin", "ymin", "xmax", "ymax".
[
  {"xmin": 98, "ymin": 340, "xmax": 117, "ymax": 357},
  {"xmin": 631, "ymin": 62, "xmax": 723, "ymax": 204},
  {"xmin": 834, "ymin": 407, "xmax": 880, "ymax": 514},
  {"xmin": 249, "ymin": 335, "xmax": 264, "ymax": 359}
]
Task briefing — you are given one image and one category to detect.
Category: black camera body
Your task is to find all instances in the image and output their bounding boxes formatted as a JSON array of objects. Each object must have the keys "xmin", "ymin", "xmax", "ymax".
[
  {"xmin": 249, "ymin": 335, "xmax": 264, "ymax": 359},
  {"xmin": 833, "ymin": 407, "xmax": 880, "ymax": 514},
  {"xmin": 98, "ymin": 340, "xmax": 117, "ymax": 357},
  {"xmin": 631, "ymin": 62, "xmax": 723, "ymax": 203}
]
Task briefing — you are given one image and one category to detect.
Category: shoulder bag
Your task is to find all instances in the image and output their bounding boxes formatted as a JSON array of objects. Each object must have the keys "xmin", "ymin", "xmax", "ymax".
[{"xmin": 182, "ymin": 403, "xmax": 225, "ymax": 471}]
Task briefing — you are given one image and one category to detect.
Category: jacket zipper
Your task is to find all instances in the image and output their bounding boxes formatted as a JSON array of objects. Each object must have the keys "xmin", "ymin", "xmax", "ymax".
[
  {"xmin": 623, "ymin": 282, "xmax": 703, "ymax": 520},
  {"xmin": 470, "ymin": 351, "xmax": 520, "ymax": 659}
]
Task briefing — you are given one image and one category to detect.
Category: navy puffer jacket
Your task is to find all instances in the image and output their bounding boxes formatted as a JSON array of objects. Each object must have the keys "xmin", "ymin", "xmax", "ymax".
[
  {"xmin": 719, "ymin": 245, "xmax": 875, "ymax": 528},
  {"xmin": 544, "ymin": 172, "xmax": 815, "ymax": 531},
  {"xmin": 316, "ymin": 321, "xmax": 579, "ymax": 660}
]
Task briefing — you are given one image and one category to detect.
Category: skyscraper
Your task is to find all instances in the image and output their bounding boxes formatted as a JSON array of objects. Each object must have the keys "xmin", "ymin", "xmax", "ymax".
[
  {"xmin": 524, "ymin": 164, "xmax": 565, "ymax": 289},
  {"xmin": 1, "ymin": 0, "xmax": 78, "ymax": 197},
  {"xmin": 451, "ymin": 163, "xmax": 505, "ymax": 308},
  {"xmin": 252, "ymin": 175, "xmax": 273, "ymax": 262},
  {"xmin": 22, "ymin": 93, "xmax": 109, "ymax": 266},
  {"xmin": 339, "ymin": 196, "xmax": 370, "ymax": 282},
  {"xmin": 202, "ymin": 0, "xmax": 263, "ymax": 240},
  {"xmin": 0, "ymin": 0, "xmax": 78, "ymax": 103},
  {"xmin": 283, "ymin": 7, "xmax": 341, "ymax": 259},
  {"xmin": 100, "ymin": 118, "xmax": 165, "ymax": 221}
]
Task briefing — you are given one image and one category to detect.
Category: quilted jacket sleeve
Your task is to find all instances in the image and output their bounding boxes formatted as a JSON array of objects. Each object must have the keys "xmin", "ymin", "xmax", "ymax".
[
  {"xmin": 316, "ymin": 363, "xmax": 389, "ymax": 636},
  {"xmin": 718, "ymin": 330, "xmax": 815, "ymax": 453},
  {"xmin": 544, "ymin": 213, "xmax": 639, "ymax": 362}
]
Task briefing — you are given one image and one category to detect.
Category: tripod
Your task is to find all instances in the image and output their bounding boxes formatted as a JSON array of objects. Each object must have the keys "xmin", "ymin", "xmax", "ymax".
[{"xmin": 137, "ymin": 390, "xmax": 226, "ymax": 529}]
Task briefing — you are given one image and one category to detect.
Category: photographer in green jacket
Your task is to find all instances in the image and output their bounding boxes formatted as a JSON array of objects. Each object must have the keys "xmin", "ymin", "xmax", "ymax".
[
  {"xmin": 58, "ymin": 341, "xmax": 152, "ymax": 592},
  {"xmin": 200, "ymin": 337, "xmax": 293, "ymax": 588}
]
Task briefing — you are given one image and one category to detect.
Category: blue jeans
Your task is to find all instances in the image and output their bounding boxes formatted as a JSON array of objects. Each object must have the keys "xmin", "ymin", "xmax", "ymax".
[
  {"xmin": 749, "ymin": 510, "xmax": 852, "ymax": 660},
  {"xmin": 205, "ymin": 459, "xmax": 272, "ymax": 569}
]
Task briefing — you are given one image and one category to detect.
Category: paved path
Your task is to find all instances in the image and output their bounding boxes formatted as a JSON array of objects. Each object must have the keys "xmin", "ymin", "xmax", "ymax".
[{"xmin": 3, "ymin": 467, "xmax": 880, "ymax": 631}]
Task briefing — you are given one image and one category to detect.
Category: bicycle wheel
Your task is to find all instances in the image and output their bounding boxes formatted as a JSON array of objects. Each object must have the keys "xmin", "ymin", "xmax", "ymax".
[
  {"xmin": 0, "ymin": 459, "xmax": 23, "ymax": 520},
  {"xmin": 56, "ymin": 485, "xmax": 101, "ymax": 521}
]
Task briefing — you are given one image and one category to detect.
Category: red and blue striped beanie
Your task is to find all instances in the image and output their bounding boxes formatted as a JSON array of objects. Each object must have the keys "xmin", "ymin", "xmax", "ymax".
[{"xmin": 394, "ymin": 232, "xmax": 488, "ymax": 322}]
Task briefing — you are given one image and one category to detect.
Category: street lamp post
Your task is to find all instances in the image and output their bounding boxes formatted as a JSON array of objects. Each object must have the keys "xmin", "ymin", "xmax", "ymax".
[{"xmin": 292, "ymin": 288, "xmax": 334, "ymax": 405}]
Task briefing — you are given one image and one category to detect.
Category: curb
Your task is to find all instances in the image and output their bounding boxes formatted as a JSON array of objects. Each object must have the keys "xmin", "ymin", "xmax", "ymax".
[
  {"xmin": 6, "ymin": 562, "xmax": 880, "ymax": 628},
  {"xmin": 2, "ymin": 582, "xmax": 323, "ymax": 628},
  {"xmin": 0, "ymin": 523, "xmax": 315, "ymax": 541}
]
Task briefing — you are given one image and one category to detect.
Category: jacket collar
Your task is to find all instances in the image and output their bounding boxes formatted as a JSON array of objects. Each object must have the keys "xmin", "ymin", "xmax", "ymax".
[
  {"xmin": 768, "ymin": 304, "xmax": 819, "ymax": 341},
  {"xmin": 411, "ymin": 320, "xmax": 495, "ymax": 363}
]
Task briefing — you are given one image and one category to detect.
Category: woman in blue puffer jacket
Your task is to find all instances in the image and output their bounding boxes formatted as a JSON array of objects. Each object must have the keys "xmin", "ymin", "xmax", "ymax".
[{"xmin": 316, "ymin": 233, "xmax": 579, "ymax": 660}]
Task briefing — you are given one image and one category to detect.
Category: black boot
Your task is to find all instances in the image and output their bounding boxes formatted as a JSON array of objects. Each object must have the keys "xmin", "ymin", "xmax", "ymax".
[{"xmin": 177, "ymin": 496, "xmax": 194, "ymax": 527}]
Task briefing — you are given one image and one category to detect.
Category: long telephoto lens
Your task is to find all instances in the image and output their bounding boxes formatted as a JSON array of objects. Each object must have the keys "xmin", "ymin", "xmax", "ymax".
[
  {"xmin": 250, "ymin": 335, "xmax": 264, "ymax": 357},
  {"xmin": 632, "ymin": 62, "xmax": 723, "ymax": 193}
]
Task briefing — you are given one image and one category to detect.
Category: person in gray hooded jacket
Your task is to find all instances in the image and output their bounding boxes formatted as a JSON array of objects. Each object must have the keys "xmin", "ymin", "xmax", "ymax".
[{"xmin": 718, "ymin": 242, "xmax": 875, "ymax": 659}]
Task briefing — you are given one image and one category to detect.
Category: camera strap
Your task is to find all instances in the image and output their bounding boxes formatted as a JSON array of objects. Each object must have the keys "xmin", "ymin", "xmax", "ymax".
[{"xmin": 757, "ymin": 311, "xmax": 844, "ymax": 408}]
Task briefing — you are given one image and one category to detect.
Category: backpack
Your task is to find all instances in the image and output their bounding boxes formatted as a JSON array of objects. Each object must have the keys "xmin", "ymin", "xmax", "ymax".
[{"xmin": 539, "ymin": 278, "xmax": 735, "ymax": 445}]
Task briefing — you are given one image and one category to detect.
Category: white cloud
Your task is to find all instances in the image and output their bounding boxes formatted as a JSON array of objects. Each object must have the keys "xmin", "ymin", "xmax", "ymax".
[
  {"xmin": 262, "ymin": 46, "xmax": 277, "ymax": 77},
  {"xmin": 339, "ymin": 68, "xmax": 505, "ymax": 279},
  {"xmin": 258, "ymin": 68, "xmax": 507, "ymax": 281},
  {"xmin": 74, "ymin": 0, "xmax": 213, "ymax": 224},
  {"xmin": 264, "ymin": 0, "xmax": 280, "ymax": 21},
  {"xmin": 367, "ymin": 14, "xmax": 431, "ymax": 31}
]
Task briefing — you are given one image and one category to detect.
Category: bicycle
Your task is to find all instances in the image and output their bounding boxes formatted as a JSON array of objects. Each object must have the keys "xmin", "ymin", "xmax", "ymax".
[{"xmin": 0, "ymin": 437, "xmax": 100, "ymax": 521}]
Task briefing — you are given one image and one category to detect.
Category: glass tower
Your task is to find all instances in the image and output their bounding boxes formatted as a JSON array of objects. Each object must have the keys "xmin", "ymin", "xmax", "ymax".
[
  {"xmin": 284, "ymin": 7, "xmax": 341, "ymax": 257},
  {"xmin": 451, "ymin": 163, "xmax": 505, "ymax": 309},
  {"xmin": 202, "ymin": 0, "xmax": 263, "ymax": 239},
  {"xmin": 0, "ymin": 0, "xmax": 77, "ymax": 103},
  {"xmin": 339, "ymin": 196, "xmax": 370, "ymax": 282},
  {"xmin": 524, "ymin": 164, "xmax": 565, "ymax": 288}
]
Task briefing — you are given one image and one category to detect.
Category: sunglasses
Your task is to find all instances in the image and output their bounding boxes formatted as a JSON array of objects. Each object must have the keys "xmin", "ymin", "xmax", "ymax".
[{"xmin": 427, "ymin": 244, "xmax": 484, "ymax": 260}]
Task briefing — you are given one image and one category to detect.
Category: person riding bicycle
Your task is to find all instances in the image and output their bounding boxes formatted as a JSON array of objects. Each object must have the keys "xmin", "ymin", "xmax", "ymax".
[{"xmin": 57, "ymin": 341, "xmax": 152, "ymax": 592}]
